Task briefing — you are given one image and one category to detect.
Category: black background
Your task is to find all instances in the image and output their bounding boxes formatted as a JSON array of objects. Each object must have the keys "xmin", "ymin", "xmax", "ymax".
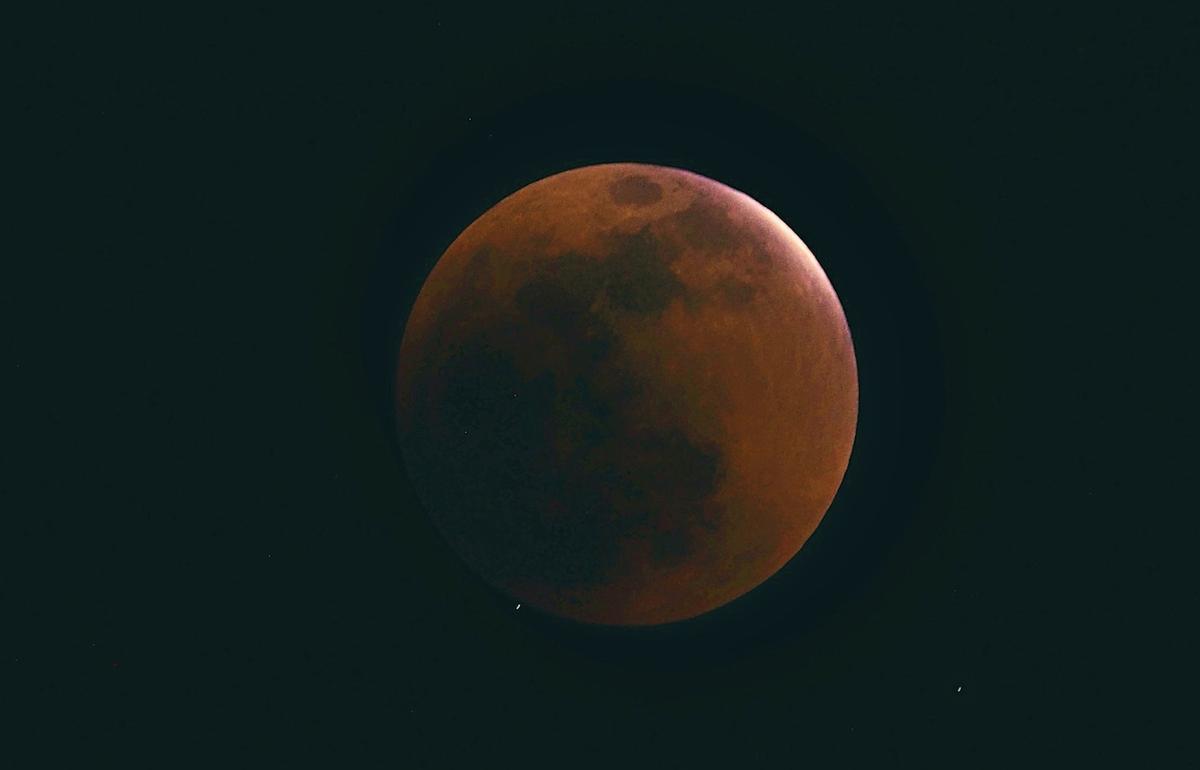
[{"xmin": 11, "ymin": 3, "xmax": 1194, "ymax": 766}]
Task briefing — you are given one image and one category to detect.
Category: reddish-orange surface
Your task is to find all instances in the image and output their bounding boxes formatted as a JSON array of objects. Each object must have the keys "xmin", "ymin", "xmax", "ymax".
[{"xmin": 396, "ymin": 163, "xmax": 857, "ymax": 625}]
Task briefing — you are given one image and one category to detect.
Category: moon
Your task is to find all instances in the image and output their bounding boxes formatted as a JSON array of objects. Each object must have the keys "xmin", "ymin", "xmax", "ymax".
[{"xmin": 396, "ymin": 163, "xmax": 858, "ymax": 626}]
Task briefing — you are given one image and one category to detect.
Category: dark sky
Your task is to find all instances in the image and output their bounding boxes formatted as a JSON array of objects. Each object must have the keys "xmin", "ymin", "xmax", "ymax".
[{"xmin": 12, "ymin": 3, "xmax": 1194, "ymax": 766}]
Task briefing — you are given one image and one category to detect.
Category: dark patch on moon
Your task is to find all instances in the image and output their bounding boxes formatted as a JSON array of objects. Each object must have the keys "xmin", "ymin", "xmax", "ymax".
[
  {"xmin": 516, "ymin": 252, "xmax": 606, "ymax": 330},
  {"xmin": 601, "ymin": 228, "xmax": 685, "ymax": 314},
  {"xmin": 407, "ymin": 230, "xmax": 727, "ymax": 590},
  {"xmin": 716, "ymin": 275, "xmax": 758, "ymax": 307},
  {"xmin": 463, "ymin": 247, "xmax": 495, "ymax": 293},
  {"xmin": 608, "ymin": 174, "xmax": 663, "ymax": 206},
  {"xmin": 670, "ymin": 195, "xmax": 749, "ymax": 256},
  {"xmin": 533, "ymin": 227, "xmax": 685, "ymax": 316}
]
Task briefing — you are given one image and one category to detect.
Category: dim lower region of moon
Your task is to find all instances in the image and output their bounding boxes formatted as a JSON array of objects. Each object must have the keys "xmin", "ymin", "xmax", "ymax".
[{"xmin": 396, "ymin": 163, "xmax": 858, "ymax": 626}]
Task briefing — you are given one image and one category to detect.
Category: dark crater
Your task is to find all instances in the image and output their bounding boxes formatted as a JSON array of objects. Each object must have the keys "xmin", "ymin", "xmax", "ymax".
[{"xmin": 608, "ymin": 174, "xmax": 664, "ymax": 206}]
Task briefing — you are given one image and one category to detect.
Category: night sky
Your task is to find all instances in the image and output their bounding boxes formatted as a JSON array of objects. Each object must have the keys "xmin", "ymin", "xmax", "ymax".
[{"xmin": 12, "ymin": 3, "xmax": 1193, "ymax": 766}]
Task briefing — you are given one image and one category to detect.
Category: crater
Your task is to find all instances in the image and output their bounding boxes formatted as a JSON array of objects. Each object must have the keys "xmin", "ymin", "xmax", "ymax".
[
  {"xmin": 608, "ymin": 174, "xmax": 664, "ymax": 206},
  {"xmin": 717, "ymin": 275, "xmax": 758, "ymax": 307},
  {"xmin": 670, "ymin": 195, "xmax": 747, "ymax": 255}
]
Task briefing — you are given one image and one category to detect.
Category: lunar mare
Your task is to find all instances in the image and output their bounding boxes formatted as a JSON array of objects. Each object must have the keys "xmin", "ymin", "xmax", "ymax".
[{"xmin": 396, "ymin": 163, "xmax": 858, "ymax": 626}]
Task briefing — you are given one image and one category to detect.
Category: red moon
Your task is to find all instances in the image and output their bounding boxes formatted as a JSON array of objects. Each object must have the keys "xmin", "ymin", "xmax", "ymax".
[{"xmin": 396, "ymin": 163, "xmax": 858, "ymax": 626}]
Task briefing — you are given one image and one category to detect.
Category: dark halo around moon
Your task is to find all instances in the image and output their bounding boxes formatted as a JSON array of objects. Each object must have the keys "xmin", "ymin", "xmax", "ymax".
[{"xmin": 396, "ymin": 163, "xmax": 858, "ymax": 626}]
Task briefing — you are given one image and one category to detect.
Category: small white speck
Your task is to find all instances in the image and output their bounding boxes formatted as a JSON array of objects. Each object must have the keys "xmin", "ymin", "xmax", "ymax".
[
  {"xmin": 956, "ymin": 685, "xmax": 963, "ymax": 693},
  {"xmin": 515, "ymin": 603, "xmax": 521, "ymax": 610}
]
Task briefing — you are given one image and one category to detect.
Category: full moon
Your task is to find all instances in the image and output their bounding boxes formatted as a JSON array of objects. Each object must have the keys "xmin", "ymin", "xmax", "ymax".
[{"xmin": 396, "ymin": 163, "xmax": 858, "ymax": 626}]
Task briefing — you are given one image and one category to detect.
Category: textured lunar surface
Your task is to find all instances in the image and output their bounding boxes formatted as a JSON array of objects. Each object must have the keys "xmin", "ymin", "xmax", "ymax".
[{"xmin": 396, "ymin": 163, "xmax": 858, "ymax": 626}]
